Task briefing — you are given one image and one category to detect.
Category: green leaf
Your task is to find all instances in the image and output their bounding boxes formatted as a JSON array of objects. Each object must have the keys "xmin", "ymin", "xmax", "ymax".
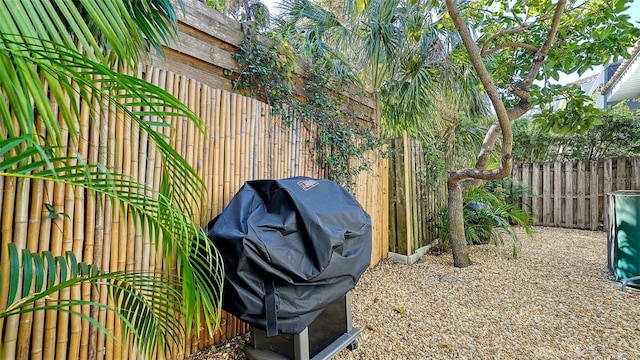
[
  {"xmin": 33, "ymin": 253, "xmax": 45, "ymax": 293},
  {"xmin": 0, "ymin": 0, "xmax": 220, "ymax": 356},
  {"xmin": 22, "ymin": 249, "xmax": 34, "ymax": 298},
  {"xmin": 8, "ymin": 243, "xmax": 21, "ymax": 305},
  {"xmin": 43, "ymin": 251, "xmax": 57, "ymax": 289}
]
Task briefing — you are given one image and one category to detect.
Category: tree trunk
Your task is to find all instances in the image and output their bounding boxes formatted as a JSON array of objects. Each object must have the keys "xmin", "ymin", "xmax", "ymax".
[{"xmin": 447, "ymin": 179, "xmax": 471, "ymax": 267}]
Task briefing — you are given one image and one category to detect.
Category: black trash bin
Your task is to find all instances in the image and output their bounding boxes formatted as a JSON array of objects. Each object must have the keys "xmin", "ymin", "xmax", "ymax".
[{"xmin": 206, "ymin": 177, "xmax": 371, "ymax": 359}]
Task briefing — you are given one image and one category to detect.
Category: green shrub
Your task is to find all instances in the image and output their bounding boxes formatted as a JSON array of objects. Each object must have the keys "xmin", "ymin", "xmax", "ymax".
[{"xmin": 437, "ymin": 180, "xmax": 533, "ymax": 257}]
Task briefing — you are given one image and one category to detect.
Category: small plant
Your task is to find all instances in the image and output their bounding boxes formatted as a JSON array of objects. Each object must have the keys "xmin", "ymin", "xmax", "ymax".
[{"xmin": 437, "ymin": 180, "xmax": 533, "ymax": 257}]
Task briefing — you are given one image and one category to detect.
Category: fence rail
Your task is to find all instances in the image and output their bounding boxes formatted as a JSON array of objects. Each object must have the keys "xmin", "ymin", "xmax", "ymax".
[{"xmin": 511, "ymin": 157, "xmax": 640, "ymax": 230}]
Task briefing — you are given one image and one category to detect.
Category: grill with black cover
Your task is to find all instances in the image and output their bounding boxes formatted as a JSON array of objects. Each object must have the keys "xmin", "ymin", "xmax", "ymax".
[{"xmin": 206, "ymin": 177, "xmax": 371, "ymax": 359}]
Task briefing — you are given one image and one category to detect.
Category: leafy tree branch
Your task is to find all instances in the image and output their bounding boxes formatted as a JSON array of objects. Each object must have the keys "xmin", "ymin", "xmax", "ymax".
[{"xmin": 443, "ymin": 0, "xmax": 636, "ymax": 267}]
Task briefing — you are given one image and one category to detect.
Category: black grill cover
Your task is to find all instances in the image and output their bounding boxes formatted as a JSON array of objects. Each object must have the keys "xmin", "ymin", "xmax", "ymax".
[{"xmin": 206, "ymin": 177, "xmax": 371, "ymax": 336}]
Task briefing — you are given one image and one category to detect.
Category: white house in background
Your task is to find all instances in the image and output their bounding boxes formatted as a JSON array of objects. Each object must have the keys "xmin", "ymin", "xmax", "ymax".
[
  {"xmin": 601, "ymin": 39, "xmax": 640, "ymax": 110},
  {"xmin": 567, "ymin": 65, "xmax": 618, "ymax": 108},
  {"xmin": 549, "ymin": 64, "xmax": 620, "ymax": 111}
]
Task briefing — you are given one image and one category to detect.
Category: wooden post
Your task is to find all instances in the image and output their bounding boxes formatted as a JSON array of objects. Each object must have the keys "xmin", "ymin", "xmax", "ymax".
[
  {"xmin": 380, "ymin": 142, "xmax": 390, "ymax": 261},
  {"xmin": 403, "ymin": 131, "xmax": 413, "ymax": 256},
  {"xmin": 554, "ymin": 161, "xmax": 562, "ymax": 227},
  {"xmin": 388, "ymin": 140, "xmax": 398, "ymax": 254},
  {"xmin": 577, "ymin": 161, "xmax": 586, "ymax": 229},
  {"xmin": 531, "ymin": 163, "xmax": 540, "ymax": 225},
  {"xmin": 543, "ymin": 162, "xmax": 552, "ymax": 226},
  {"xmin": 590, "ymin": 160, "xmax": 599, "ymax": 230}
]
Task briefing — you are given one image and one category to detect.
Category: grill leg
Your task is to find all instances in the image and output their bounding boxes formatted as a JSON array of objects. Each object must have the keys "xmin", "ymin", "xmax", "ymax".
[{"xmin": 293, "ymin": 328, "xmax": 310, "ymax": 360}]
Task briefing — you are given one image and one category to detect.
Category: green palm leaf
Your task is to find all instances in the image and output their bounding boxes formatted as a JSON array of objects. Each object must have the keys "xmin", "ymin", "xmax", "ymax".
[
  {"xmin": 0, "ymin": 34, "xmax": 204, "ymax": 206},
  {"xmin": 0, "ymin": 0, "xmax": 223, "ymax": 355},
  {"xmin": 277, "ymin": 0, "xmax": 488, "ymax": 140},
  {"xmin": 0, "ymin": 135, "xmax": 224, "ymax": 339},
  {"xmin": 1, "ymin": 243, "xmax": 185, "ymax": 358}
]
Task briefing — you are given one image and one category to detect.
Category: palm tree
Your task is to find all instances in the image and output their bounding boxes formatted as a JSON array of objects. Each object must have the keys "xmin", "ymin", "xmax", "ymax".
[
  {"xmin": 0, "ymin": 0, "xmax": 222, "ymax": 358},
  {"xmin": 276, "ymin": 0, "xmax": 489, "ymax": 136},
  {"xmin": 276, "ymin": 0, "xmax": 491, "ymax": 222}
]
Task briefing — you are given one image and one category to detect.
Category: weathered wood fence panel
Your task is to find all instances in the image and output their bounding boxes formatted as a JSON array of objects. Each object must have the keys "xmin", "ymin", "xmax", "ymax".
[
  {"xmin": 510, "ymin": 157, "xmax": 640, "ymax": 230},
  {"xmin": 0, "ymin": 1, "xmax": 387, "ymax": 359},
  {"xmin": 388, "ymin": 133, "xmax": 447, "ymax": 258}
]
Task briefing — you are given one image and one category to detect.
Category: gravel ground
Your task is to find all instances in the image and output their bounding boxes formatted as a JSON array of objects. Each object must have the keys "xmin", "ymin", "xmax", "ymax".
[{"xmin": 189, "ymin": 227, "xmax": 640, "ymax": 359}]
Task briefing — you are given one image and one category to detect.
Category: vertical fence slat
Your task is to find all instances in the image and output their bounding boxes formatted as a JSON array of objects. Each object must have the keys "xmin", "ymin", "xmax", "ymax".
[
  {"xmin": 1, "ymin": 179, "xmax": 17, "ymax": 359},
  {"xmin": 542, "ymin": 163, "xmax": 552, "ymax": 226},
  {"xmin": 554, "ymin": 161, "xmax": 562, "ymax": 226},
  {"xmin": 213, "ymin": 89, "xmax": 222, "ymax": 216},
  {"xmin": 513, "ymin": 164, "xmax": 521, "ymax": 210},
  {"xmin": 531, "ymin": 163, "xmax": 540, "ymax": 225},
  {"xmin": 590, "ymin": 160, "xmax": 599, "ymax": 230},
  {"xmin": 248, "ymin": 99, "xmax": 257, "ymax": 181},
  {"xmin": 616, "ymin": 157, "xmax": 627, "ymax": 190},
  {"xmin": 632, "ymin": 158, "xmax": 640, "ymax": 189},
  {"xmin": 14, "ymin": 178, "xmax": 31, "ymax": 360},
  {"xmin": 565, "ymin": 161, "xmax": 574, "ymax": 228},
  {"xmin": 522, "ymin": 164, "xmax": 531, "ymax": 216},
  {"xmin": 577, "ymin": 161, "xmax": 586, "ymax": 229},
  {"xmin": 604, "ymin": 158, "xmax": 613, "ymax": 227}
]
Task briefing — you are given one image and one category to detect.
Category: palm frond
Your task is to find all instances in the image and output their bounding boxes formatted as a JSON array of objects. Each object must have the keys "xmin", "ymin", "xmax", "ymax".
[
  {"xmin": 0, "ymin": 34, "xmax": 203, "ymax": 199},
  {"xmin": 439, "ymin": 182, "xmax": 532, "ymax": 255},
  {"xmin": 0, "ymin": 136, "xmax": 224, "ymax": 337},
  {"xmin": 1, "ymin": 0, "xmax": 223, "ymax": 354},
  {"xmin": 0, "ymin": 33, "xmax": 206, "ymax": 248},
  {"xmin": 1, "ymin": 0, "xmax": 181, "ymax": 65},
  {"xmin": 1, "ymin": 243, "xmax": 184, "ymax": 358}
]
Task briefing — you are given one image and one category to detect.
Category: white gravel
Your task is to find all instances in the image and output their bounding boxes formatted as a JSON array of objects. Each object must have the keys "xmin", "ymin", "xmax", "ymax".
[{"xmin": 190, "ymin": 227, "xmax": 640, "ymax": 360}]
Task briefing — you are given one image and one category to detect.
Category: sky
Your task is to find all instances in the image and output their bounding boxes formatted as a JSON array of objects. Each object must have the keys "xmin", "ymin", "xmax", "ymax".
[{"xmin": 262, "ymin": 0, "xmax": 280, "ymax": 14}]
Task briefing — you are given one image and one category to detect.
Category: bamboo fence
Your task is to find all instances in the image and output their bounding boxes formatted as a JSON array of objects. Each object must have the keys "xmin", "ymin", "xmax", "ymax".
[
  {"xmin": 510, "ymin": 157, "xmax": 640, "ymax": 230},
  {"xmin": 0, "ymin": 1, "xmax": 389, "ymax": 358},
  {"xmin": 0, "ymin": 63, "xmax": 388, "ymax": 359}
]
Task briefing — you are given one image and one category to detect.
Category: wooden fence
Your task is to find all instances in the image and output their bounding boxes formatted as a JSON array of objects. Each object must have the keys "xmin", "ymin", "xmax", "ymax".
[
  {"xmin": 388, "ymin": 133, "xmax": 447, "ymax": 260},
  {"xmin": 387, "ymin": 135, "xmax": 640, "ymax": 262},
  {"xmin": 0, "ymin": 1, "xmax": 388, "ymax": 359},
  {"xmin": 511, "ymin": 157, "xmax": 640, "ymax": 230}
]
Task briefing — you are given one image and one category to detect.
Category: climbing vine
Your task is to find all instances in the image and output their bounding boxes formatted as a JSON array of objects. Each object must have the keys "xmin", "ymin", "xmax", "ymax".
[{"xmin": 230, "ymin": 34, "xmax": 380, "ymax": 190}]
